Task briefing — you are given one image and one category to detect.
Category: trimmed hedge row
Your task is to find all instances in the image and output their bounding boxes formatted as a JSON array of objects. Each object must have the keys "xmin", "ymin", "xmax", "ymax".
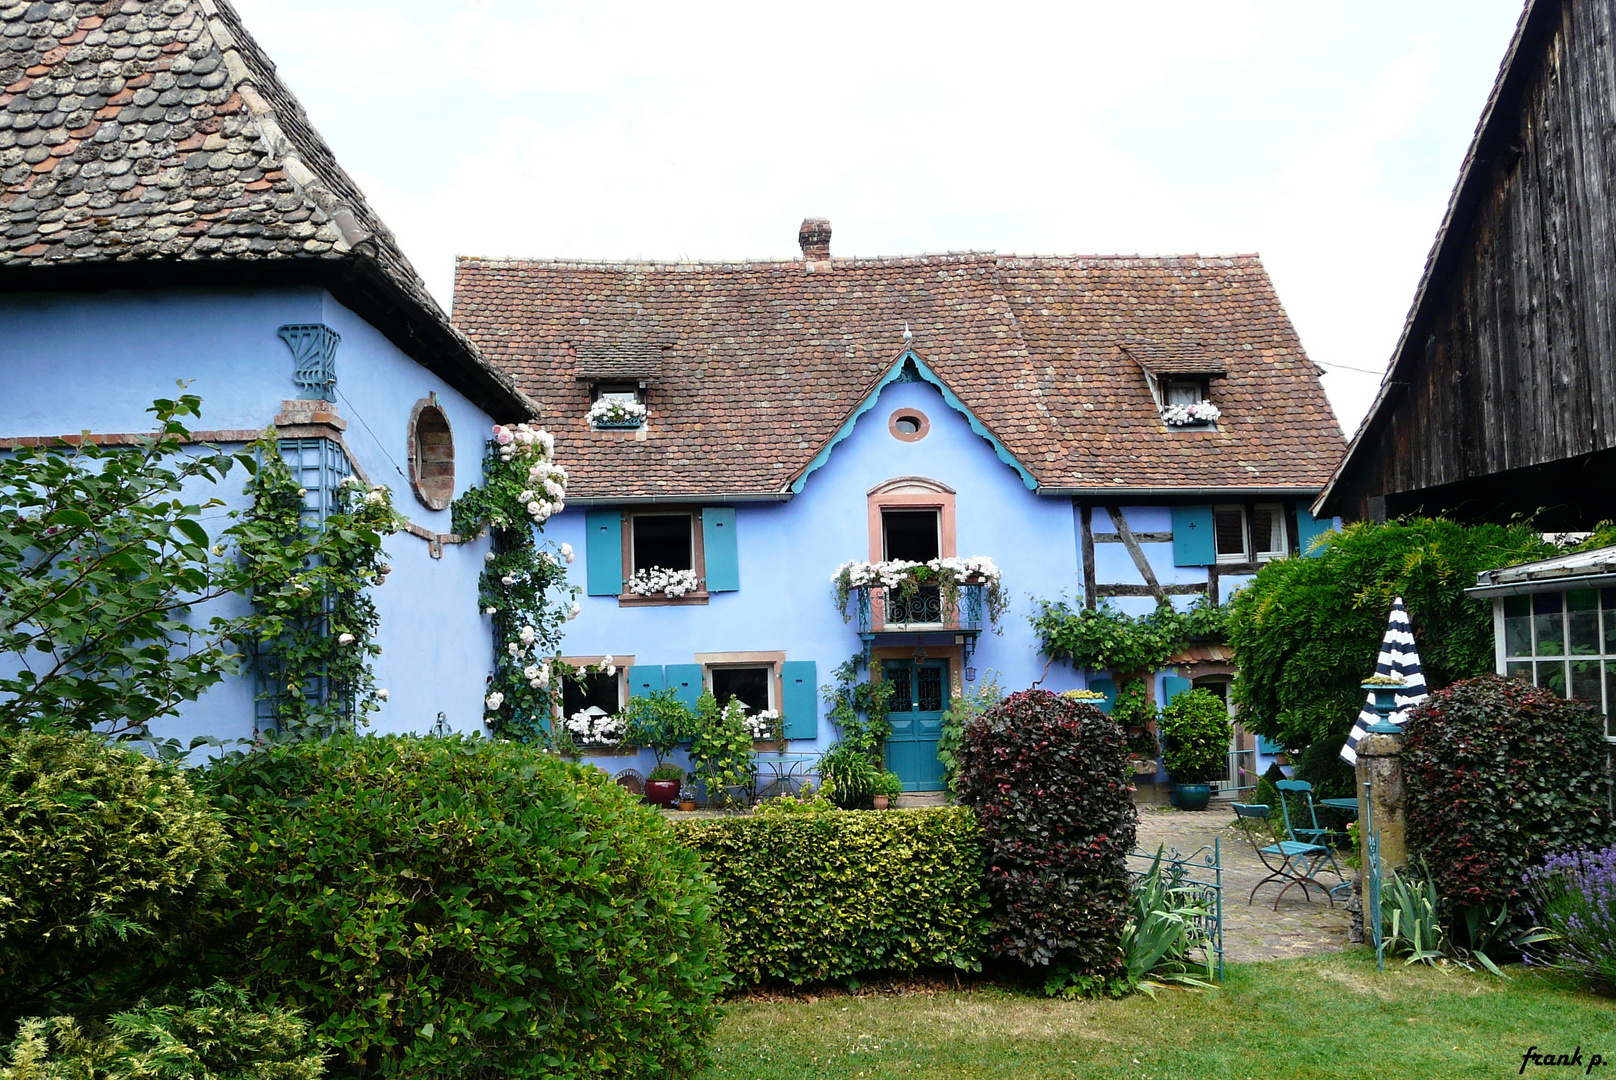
[{"xmin": 673, "ymin": 807, "xmax": 991, "ymax": 985}]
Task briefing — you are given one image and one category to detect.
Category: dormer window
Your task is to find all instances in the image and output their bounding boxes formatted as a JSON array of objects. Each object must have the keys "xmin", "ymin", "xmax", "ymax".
[
  {"xmin": 1123, "ymin": 343, "xmax": 1226, "ymax": 428},
  {"xmin": 1164, "ymin": 378, "xmax": 1206, "ymax": 408},
  {"xmin": 586, "ymin": 382, "xmax": 647, "ymax": 429},
  {"xmin": 1160, "ymin": 378, "xmax": 1221, "ymax": 427}
]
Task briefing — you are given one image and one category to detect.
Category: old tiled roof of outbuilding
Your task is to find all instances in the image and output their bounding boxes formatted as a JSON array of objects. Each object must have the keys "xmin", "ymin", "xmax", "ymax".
[
  {"xmin": 0, "ymin": 0, "xmax": 534, "ymax": 420},
  {"xmin": 455, "ymin": 235, "xmax": 1346, "ymax": 501}
]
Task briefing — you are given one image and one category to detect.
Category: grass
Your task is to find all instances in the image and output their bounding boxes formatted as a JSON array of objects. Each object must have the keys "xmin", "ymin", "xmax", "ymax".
[{"xmin": 700, "ymin": 951, "xmax": 1616, "ymax": 1079}]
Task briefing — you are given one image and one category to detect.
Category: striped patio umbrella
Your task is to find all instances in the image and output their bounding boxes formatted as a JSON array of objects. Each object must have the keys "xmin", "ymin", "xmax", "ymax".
[{"xmin": 1340, "ymin": 597, "xmax": 1428, "ymax": 765}]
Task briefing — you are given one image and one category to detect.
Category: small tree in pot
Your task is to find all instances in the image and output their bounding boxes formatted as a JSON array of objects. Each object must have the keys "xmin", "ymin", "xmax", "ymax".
[
  {"xmin": 622, "ymin": 689, "xmax": 696, "ymax": 807},
  {"xmin": 1158, "ymin": 688, "xmax": 1230, "ymax": 811}
]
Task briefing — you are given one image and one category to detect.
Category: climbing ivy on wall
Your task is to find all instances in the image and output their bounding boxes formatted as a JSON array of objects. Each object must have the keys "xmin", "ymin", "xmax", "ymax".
[{"xmin": 234, "ymin": 437, "xmax": 399, "ymax": 739}]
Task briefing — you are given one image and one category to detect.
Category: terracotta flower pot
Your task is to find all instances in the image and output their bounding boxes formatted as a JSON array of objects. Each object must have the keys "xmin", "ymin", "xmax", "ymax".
[
  {"xmin": 873, "ymin": 795, "xmax": 890, "ymax": 810},
  {"xmin": 679, "ymin": 800, "xmax": 697, "ymax": 812},
  {"xmin": 645, "ymin": 779, "xmax": 681, "ymax": 808}
]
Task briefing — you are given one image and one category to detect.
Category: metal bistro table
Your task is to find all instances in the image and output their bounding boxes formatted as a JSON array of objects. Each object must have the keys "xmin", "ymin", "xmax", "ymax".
[
  {"xmin": 1318, "ymin": 797, "xmax": 1359, "ymax": 818},
  {"xmin": 752, "ymin": 753, "xmax": 820, "ymax": 801}
]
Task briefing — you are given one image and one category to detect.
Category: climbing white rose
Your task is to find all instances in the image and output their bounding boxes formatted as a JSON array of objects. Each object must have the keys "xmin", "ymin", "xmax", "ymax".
[
  {"xmin": 485, "ymin": 606, "xmax": 497, "ymax": 615},
  {"xmin": 560, "ymin": 543, "xmax": 574, "ymax": 564},
  {"xmin": 486, "ymin": 691, "xmax": 504, "ymax": 710},
  {"xmin": 338, "ymin": 633, "xmax": 355, "ymax": 645},
  {"xmin": 501, "ymin": 574, "xmax": 516, "ymax": 586},
  {"xmin": 376, "ymin": 688, "xmax": 389, "ymax": 702},
  {"xmin": 567, "ymin": 602, "xmax": 581, "ymax": 620}
]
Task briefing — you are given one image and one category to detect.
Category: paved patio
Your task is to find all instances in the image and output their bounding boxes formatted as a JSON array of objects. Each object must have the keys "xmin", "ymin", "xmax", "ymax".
[{"xmin": 1135, "ymin": 804, "xmax": 1351, "ymax": 962}]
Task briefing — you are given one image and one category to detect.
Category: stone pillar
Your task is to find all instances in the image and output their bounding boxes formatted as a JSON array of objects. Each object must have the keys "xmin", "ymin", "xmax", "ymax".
[{"xmin": 1355, "ymin": 730, "xmax": 1407, "ymax": 871}]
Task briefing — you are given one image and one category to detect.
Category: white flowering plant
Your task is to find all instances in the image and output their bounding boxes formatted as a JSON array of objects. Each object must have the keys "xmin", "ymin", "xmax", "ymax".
[
  {"xmin": 830, "ymin": 555, "xmax": 1008, "ymax": 629},
  {"xmin": 235, "ymin": 440, "xmax": 400, "ymax": 739},
  {"xmin": 743, "ymin": 707, "xmax": 783, "ymax": 742},
  {"xmin": 627, "ymin": 566, "xmax": 702, "ymax": 597},
  {"xmin": 1160, "ymin": 401, "xmax": 1222, "ymax": 426},
  {"xmin": 452, "ymin": 425, "xmax": 581, "ymax": 747},
  {"xmin": 563, "ymin": 705, "xmax": 627, "ymax": 747},
  {"xmin": 585, "ymin": 398, "xmax": 648, "ymax": 427}
]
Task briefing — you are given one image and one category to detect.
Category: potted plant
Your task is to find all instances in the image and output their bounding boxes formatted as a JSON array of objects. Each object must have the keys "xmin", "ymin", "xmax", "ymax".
[
  {"xmin": 621, "ymin": 689, "xmax": 697, "ymax": 808},
  {"xmin": 1126, "ymin": 725, "xmax": 1161, "ymax": 775},
  {"xmin": 645, "ymin": 762, "xmax": 685, "ymax": 808},
  {"xmin": 872, "ymin": 770, "xmax": 903, "ymax": 810},
  {"xmin": 1158, "ymin": 687, "xmax": 1230, "ymax": 811},
  {"xmin": 678, "ymin": 784, "xmax": 697, "ymax": 812}
]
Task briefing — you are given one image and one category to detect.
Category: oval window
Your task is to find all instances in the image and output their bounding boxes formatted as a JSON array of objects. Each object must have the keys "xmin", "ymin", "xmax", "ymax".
[
  {"xmin": 409, "ymin": 399, "xmax": 455, "ymax": 511},
  {"xmin": 888, "ymin": 408, "xmax": 929, "ymax": 442}
]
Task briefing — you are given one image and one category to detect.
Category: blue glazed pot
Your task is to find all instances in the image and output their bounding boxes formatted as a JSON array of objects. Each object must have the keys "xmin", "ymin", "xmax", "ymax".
[{"xmin": 1171, "ymin": 782, "xmax": 1213, "ymax": 811}]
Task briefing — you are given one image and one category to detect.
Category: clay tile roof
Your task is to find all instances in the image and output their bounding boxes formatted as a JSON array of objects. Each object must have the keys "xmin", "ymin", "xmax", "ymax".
[
  {"xmin": 1122, "ymin": 343, "xmax": 1228, "ymax": 378},
  {"xmin": 574, "ymin": 341, "xmax": 667, "ymax": 381},
  {"xmin": 453, "ymin": 250, "xmax": 1346, "ymax": 500},
  {"xmin": 0, "ymin": 0, "xmax": 533, "ymax": 421}
]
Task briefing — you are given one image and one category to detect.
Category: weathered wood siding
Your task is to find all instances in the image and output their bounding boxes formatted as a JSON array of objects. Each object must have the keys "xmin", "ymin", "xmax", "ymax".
[{"xmin": 1340, "ymin": 0, "xmax": 1616, "ymax": 510}]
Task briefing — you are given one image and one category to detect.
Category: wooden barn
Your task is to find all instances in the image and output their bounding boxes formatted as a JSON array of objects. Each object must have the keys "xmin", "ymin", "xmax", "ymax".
[{"xmin": 1316, "ymin": 0, "xmax": 1616, "ymax": 528}]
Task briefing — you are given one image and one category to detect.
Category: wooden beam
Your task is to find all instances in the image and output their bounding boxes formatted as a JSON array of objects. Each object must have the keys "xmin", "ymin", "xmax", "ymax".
[
  {"xmin": 1106, "ymin": 505, "xmax": 1168, "ymax": 605},
  {"xmin": 1080, "ymin": 504, "xmax": 1097, "ymax": 610},
  {"xmin": 1093, "ymin": 531, "xmax": 1173, "ymax": 544},
  {"xmin": 1095, "ymin": 583, "xmax": 1208, "ymax": 597},
  {"xmin": 1207, "ymin": 564, "xmax": 1219, "ymax": 606}
]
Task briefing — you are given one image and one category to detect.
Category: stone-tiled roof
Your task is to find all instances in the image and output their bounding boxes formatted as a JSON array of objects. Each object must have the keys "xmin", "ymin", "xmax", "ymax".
[
  {"xmin": 1123, "ymin": 343, "xmax": 1228, "ymax": 378},
  {"xmin": 574, "ymin": 341, "xmax": 665, "ymax": 382},
  {"xmin": 455, "ymin": 247, "xmax": 1345, "ymax": 500},
  {"xmin": 0, "ymin": 0, "xmax": 534, "ymax": 421}
]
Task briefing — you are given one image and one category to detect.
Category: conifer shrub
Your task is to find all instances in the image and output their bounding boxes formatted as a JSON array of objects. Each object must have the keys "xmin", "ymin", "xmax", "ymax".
[
  {"xmin": 0, "ymin": 730, "xmax": 226, "ymax": 1023},
  {"xmin": 953, "ymin": 689, "xmax": 1136, "ymax": 993},
  {"xmin": 673, "ymin": 807, "xmax": 990, "ymax": 985},
  {"xmin": 1, "ymin": 984, "xmax": 325, "ymax": 1080},
  {"xmin": 1403, "ymin": 675, "xmax": 1614, "ymax": 933},
  {"xmin": 203, "ymin": 735, "xmax": 723, "ymax": 1080}
]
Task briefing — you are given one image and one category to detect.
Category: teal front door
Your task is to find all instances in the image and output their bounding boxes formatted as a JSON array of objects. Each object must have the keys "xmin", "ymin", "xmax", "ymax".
[{"xmin": 883, "ymin": 659, "xmax": 949, "ymax": 791}]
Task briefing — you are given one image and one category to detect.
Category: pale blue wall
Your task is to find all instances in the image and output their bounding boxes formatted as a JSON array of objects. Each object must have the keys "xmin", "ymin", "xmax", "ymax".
[
  {"xmin": 554, "ymin": 377, "xmax": 1095, "ymax": 778},
  {"xmin": 0, "ymin": 287, "xmax": 497, "ymax": 746}
]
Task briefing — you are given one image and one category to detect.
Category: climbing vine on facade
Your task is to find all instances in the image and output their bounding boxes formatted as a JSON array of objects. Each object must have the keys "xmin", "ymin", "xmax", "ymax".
[
  {"xmin": 451, "ymin": 423, "xmax": 585, "ymax": 745},
  {"xmin": 234, "ymin": 438, "xmax": 399, "ymax": 739}
]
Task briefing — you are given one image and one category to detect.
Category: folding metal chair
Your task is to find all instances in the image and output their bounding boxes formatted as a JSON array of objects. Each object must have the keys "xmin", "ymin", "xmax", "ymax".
[
  {"xmin": 1274, "ymin": 779, "xmax": 1350, "ymax": 894},
  {"xmin": 1231, "ymin": 803, "xmax": 1344, "ymax": 909}
]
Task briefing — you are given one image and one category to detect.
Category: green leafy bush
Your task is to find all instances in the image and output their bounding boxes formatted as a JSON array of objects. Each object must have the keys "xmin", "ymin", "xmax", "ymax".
[
  {"xmin": 1403, "ymin": 675, "xmax": 1614, "ymax": 937},
  {"xmin": 1228, "ymin": 518, "xmax": 1556, "ymax": 786},
  {"xmin": 1158, "ymin": 689, "xmax": 1230, "ymax": 783},
  {"xmin": 816, "ymin": 743, "xmax": 881, "ymax": 809},
  {"xmin": 687, "ymin": 693, "xmax": 754, "ymax": 803},
  {"xmin": 1, "ymin": 984, "xmax": 325, "ymax": 1080},
  {"xmin": 0, "ymin": 730, "xmax": 226, "ymax": 1023},
  {"xmin": 936, "ymin": 672, "xmax": 1003, "ymax": 794},
  {"xmin": 621, "ymin": 689, "xmax": 697, "ymax": 766},
  {"xmin": 954, "ymin": 690, "xmax": 1136, "ymax": 991},
  {"xmin": 673, "ymin": 808, "xmax": 990, "ymax": 984},
  {"xmin": 202, "ymin": 735, "xmax": 723, "ymax": 1080}
]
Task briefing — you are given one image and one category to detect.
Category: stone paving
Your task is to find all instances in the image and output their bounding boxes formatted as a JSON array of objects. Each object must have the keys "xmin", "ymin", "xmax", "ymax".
[{"xmin": 1135, "ymin": 804, "xmax": 1351, "ymax": 963}]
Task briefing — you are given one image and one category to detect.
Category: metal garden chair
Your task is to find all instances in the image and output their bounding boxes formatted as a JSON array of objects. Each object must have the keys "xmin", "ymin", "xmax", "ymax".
[
  {"xmin": 1274, "ymin": 779, "xmax": 1350, "ymax": 893},
  {"xmin": 1230, "ymin": 803, "xmax": 1343, "ymax": 909}
]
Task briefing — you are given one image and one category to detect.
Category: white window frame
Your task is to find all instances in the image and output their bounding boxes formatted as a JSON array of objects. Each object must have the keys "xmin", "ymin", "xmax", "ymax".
[
  {"xmin": 1212, "ymin": 504, "xmax": 1250, "ymax": 564},
  {"xmin": 695, "ymin": 652, "xmax": 785, "ymax": 715},
  {"xmin": 1252, "ymin": 503, "xmax": 1289, "ymax": 562},
  {"xmin": 1493, "ymin": 591, "xmax": 1616, "ymax": 745}
]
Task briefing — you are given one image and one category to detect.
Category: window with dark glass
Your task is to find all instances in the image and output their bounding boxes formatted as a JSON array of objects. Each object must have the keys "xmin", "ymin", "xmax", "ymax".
[
  {"xmin": 593, "ymin": 381, "xmax": 642, "ymax": 405},
  {"xmin": 1164, "ymin": 378, "xmax": 1207, "ymax": 407},
  {"xmin": 562, "ymin": 670, "xmax": 621, "ymax": 718},
  {"xmin": 1251, "ymin": 504, "xmax": 1288, "ymax": 561},
  {"xmin": 1213, "ymin": 505, "xmax": 1248, "ymax": 563},
  {"xmin": 882, "ymin": 509, "xmax": 940, "ymax": 562},
  {"xmin": 711, "ymin": 666, "xmax": 770, "ymax": 712},
  {"xmin": 632, "ymin": 513, "xmax": 692, "ymax": 572}
]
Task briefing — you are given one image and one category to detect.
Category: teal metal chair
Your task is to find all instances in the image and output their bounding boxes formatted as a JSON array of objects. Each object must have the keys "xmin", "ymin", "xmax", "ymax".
[
  {"xmin": 1274, "ymin": 780, "xmax": 1349, "ymax": 895},
  {"xmin": 1230, "ymin": 803, "xmax": 1341, "ymax": 909}
]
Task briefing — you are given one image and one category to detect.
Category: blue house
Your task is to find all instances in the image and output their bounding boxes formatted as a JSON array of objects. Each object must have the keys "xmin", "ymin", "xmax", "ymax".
[
  {"xmin": 455, "ymin": 220, "xmax": 1346, "ymax": 792},
  {"xmin": 0, "ymin": 1, "xmax": 535, "ymax": 744}
]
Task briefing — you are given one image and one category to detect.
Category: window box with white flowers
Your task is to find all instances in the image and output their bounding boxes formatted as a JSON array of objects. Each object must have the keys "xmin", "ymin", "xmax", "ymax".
[{"xmin": 587, "ymin": 398, "xmax": 647, "ymax": 429}]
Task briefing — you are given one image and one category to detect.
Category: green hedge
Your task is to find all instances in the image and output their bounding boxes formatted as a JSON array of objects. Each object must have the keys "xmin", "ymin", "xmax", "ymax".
[
  {"xmin": 673, "ymin": 808, "xmax": 990, "ymax": 985},
  {"xmin": 202, "ymin": 735, "xmax": 724, "ymax": 1080}
]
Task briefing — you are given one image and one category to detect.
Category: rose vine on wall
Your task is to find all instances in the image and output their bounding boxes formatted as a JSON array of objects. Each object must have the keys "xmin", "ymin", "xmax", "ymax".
[
  {"xmin": 234, "ymin": 437, "xmax": 400, "ymax": 739},
  {"xmin": 451, "ymin": 423, "xmax": 590, "ymax": 747}
]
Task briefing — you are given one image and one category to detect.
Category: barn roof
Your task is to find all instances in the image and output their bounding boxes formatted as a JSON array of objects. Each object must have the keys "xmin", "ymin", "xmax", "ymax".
[
  {"xmin": 454, "ymin": 237, "xmax": 1346, "ymax": 501},
  {"xmin": 0, "ymin": 0, "xmax": 535, "ymax": 421}
]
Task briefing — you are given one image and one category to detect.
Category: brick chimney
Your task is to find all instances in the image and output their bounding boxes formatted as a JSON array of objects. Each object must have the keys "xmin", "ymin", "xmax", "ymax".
[{"xmin": 798, "ymin": 217, "xmax": 831, "ymax": 261}]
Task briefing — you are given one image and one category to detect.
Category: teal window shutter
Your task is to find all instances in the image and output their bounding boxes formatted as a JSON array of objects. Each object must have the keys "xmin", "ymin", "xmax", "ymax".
[
  {"xmin": 627, "ymin": 665, "xmax": 664, "ymax": 699},
  {"xmin": 1162, "ymin": 675, "xmax": 1193, "ymax": 706},
  {"xmin": 1089, "ymin": 677, "xmax": 1117, "ymax": 714},
  {"xmin": 1257, "ymin": 734, "xmax": 1285, "ymax": 755},
  {"xmin": 584, "ymin": 509, "xmax": 623, "ymax": 596},
  {"xmin": 664, "ymin": 664, "xmax": 704, "ymax": 711},
  {"xmin": 1171, "ymin": 505, "xmax": 1216, "ymax": 566},
  {"xmin": 780, "ymin": 660, "xmax": 818, "ymax": 740},
  {"xmin": 1296, "ymin": 503, "xmax": 1335, "ymax": 558},
  {"xmin": 701, "ymin": 507, "xmax": 739, "ymax": 592}
]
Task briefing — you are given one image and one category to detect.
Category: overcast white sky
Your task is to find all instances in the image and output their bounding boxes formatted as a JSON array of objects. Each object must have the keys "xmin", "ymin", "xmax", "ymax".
[{"xmin": 231, "ymin": 0, "xmax": 1527, "ymax": 435}]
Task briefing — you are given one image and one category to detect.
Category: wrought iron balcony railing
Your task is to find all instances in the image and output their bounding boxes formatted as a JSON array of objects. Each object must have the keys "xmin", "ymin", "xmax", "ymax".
[{"xmin": 852, "ymin": 583, "xmax": 987, "ymax": 635}]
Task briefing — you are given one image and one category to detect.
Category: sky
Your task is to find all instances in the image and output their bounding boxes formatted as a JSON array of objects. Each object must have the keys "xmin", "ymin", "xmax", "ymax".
[{"xmin": 229, "ymin": 0, "xmax": 1529, "ymax": 436}]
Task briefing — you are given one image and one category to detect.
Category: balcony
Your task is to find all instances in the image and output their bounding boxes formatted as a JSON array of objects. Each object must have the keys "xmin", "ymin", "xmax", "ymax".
[{"xmin": 852, "ymin": 582, "xmax": 988, "ymax": 636}]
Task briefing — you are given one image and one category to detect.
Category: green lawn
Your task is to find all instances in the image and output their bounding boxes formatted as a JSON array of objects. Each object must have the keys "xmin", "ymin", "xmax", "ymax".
[{"xmin": 701, "ymin": 952, "xmax": 1616, "ymax": 1080}]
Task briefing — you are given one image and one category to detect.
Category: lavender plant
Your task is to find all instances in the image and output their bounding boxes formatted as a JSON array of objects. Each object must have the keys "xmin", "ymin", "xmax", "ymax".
[{"xmin": 1525, "ymin": 843, "xmax": 1616, "ymax": 990}]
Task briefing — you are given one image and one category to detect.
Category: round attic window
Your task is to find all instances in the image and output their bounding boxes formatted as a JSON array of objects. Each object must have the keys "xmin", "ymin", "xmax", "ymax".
[
  {"xmin": 889, "ymin": 408, "xmax": 930, "ymax": 442},
  {"xmin": 408, "ymin": 398, "xmax": 455, "ymax": 511}
]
